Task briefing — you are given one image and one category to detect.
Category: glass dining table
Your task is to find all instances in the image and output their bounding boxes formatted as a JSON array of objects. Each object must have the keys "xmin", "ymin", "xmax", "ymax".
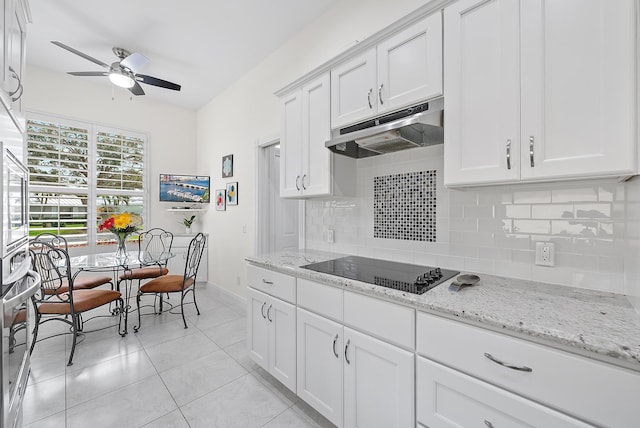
[{"xmin": 68, "ymin": 251, "xmax": 175, "ymax": 334}]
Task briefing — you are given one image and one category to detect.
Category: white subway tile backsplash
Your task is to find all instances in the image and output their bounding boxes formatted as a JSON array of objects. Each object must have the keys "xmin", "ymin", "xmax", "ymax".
[
  {"xmin": 513, "ymin": 219, "xmax": 551, "ymax": 235},
  {"xmin": 513, "ymin": 190, "xmax": 552, "ymax": 204},
  {"xmin": 551, "ymin": 187, "xmax": 598, "ymax": 203},
  {"xmin": 305, "ymin": 153, "xmax": 639, "ymax": 297},
  {"xmin": 531, "ymin": 204, "xmax": 574, "ymax": 219}
]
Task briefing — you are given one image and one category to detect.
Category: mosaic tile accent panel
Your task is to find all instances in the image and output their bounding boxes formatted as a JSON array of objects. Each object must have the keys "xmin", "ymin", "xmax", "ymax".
[{"xmin": 374, "ymin": 170, "xmax": 436, "ymax": 241}]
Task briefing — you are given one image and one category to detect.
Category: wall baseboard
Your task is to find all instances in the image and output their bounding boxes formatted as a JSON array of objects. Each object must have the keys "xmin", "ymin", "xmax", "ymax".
[{"xmin": 202, "ymin": 281, "xmax": 246, "ymax": 314}]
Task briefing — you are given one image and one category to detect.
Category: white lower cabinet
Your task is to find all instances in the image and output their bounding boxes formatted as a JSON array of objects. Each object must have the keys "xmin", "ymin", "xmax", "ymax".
[
  {"xmin": 343, "ymin": 327, "xmax": 414, "ymax": 428},
  {"xmin": 247, "ymin": 287, "xmax": 296, "ymax": 392},
  {"xmin": 297, "ymin": 308, "xmax": 343, "ymax": 427},
  {"xmin": 416, "ymin": 357, "xmax": 592, "ymax": 428}
]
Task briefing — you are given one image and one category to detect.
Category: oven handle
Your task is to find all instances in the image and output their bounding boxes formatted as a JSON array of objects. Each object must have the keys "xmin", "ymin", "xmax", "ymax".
[
  {"xmin": 2, "ymin": 256, "xmax": 31, "ymax": 286},
  {"xmin": 3, "ymin": 270, "xmax": 40, "ymax": 310}
]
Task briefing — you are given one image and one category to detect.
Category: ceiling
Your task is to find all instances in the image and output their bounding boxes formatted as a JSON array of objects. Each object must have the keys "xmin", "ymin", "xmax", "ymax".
[{"xmin": 26, "ymin": 0, "xmax": 338, "ymax": 110}]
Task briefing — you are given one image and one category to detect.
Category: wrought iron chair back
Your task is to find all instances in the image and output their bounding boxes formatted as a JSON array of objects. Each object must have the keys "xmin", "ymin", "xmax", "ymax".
[
  {"xmin": 182, "ymin": 232, "xmax": 206, "ymax": 288},
  {"xmin": 138, "ymin": 228, "xmax": 174, "ymax": 264},
  {"xmin": 30, "ymin": 241, "xmax": 72, "ymax": 304}
]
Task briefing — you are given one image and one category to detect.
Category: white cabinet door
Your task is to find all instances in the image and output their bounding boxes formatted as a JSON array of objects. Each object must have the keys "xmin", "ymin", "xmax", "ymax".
[
  {"xmin": 343, "ymin": 327, "xmax": 414, "ymax": 428},
  {"xmin": 247, "ymin": 287, "xmax": 269, "ymax": 370},
  {"xmin": 301, "ymin": 74, "xmax": 331, "ymax": 197},
  {"xmin": 267, "ymin": 296, "xmax": 296, "ymax": 392},
  {"xmin": 520, "ymin": 0, "xmax": 636, "ymax": 180},
  {"xmin": 279, "ymin": 89, "xmax": 303, "ymax": 197},
  {"xmin": 297, "ymin": 308, "xmax": 343, "ymax": 428},
  {"xmin": 443, "ymin": 0, "xmax": 521, "ymax": 186},
  {"xmin": 331, "ymin": 49, "xmax": 377, "ymax": 128},
  {"xmin": 417, "ymin": 357, "xmax": 593, "ymax": 428},
  {"xmin": 3, "ymin": 0, "xmax": 26, "ymax": 132},
  {"xmin": 377, "ymin": 13, "xmax": 443, "ymax": 114}
]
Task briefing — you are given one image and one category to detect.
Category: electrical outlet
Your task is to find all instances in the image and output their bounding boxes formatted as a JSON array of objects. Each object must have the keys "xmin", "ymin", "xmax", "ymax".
[
  {"xmin": 535, "ymin": 242, "xmax": 555, "ymax": 267},
  {"xmin": 327, "ymin": 229, "xmax": 334, "ymax": 244}
]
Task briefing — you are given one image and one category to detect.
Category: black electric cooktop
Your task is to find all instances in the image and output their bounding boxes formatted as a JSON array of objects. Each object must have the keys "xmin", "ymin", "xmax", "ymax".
[{"xmin": 301, "ymin": 256, "xmax": 458, "ymax": 295}]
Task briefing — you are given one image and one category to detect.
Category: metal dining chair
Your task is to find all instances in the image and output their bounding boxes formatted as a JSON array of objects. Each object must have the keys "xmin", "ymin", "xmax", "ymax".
[
  {"xmin": 118, "ymin": 228, "xmax": 173, "ymax": 288},
  {"xmin": 29, "ymin": 240, "xmax": 125, "ymax": 366},
  {"xmin": 30, "ymin": 233, "xmax": 114, "ymax": 292},
  {"xmin": 133, "ymin": 233, "xmax": 206, "ymax": 331}
]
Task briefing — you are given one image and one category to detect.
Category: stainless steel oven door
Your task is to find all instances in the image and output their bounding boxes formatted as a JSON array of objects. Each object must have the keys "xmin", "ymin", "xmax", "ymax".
[
  {"xmin": 2, "ymin": 146, "xmax": 29, "ymax": 258},
  {"xmin": 2, "ymin": 270, "xmax": 39, "ymax": 428}
]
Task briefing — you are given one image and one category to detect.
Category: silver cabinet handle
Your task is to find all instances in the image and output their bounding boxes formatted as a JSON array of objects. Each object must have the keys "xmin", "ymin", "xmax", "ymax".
[
  {"xmin": 367, "ymin": 88, "xmax": 373, "ymax": 109},
  {"xmin": 266, "ymin": 305, "xmax": 273, "ymax": 322},
  {"xmin": 301, "ymin": 174, "xmax": 307, "ymax": 190},
  {"xmin": 378, "ymin": 84, "xmax": 384, "ymax": 105},
  {"xmin": 344, "ymin": 339, "xmax": 351, "ymax": 364},
  {"xmin": 506, "ymin": 139, "xmax": 511, "ymax": 170},
  {"xmin": 332, "ymin": 334, "xmax": 339, "ymax": 358},
  {"xmin": 484, "ymin": 421, "xmax": 495, "ymax": 428},
  {"xmin": 260, "ymin": 301, "xmax": 267, "ymax": 319},
  {"xmin": 484, "ymin": 353, "xmax": 532, "ymax": 372},
  {"xmin": 295, "ymin": 175, "xmax": 300, "ymax": 191},
  {"xmin": 7, "ymin": 66, "xmax": 23, "ymax": 101},
  {"xmin": 529, "ymin": 136, "xmax": 535, "ymax": 167},
  {"xmin": 262, "ymin": 279, "xmax": 273, "ymax": 285}
]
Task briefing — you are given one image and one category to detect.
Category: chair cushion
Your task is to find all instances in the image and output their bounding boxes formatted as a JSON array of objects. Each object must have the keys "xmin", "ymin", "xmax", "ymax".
[
  {"xmin": 119, "ymin": 266, "xmax": 169, "ymax": 280},
  {"xmin": 44, "ymin": 276, "xmax": 112, "ymax": 295},
  {"xmin": 139, "ymin": 275, "xmax": 194, "ymax": 294},
  {"xmin": 38, "ymin": 289, "xmax": 121, "ymax": 314}
]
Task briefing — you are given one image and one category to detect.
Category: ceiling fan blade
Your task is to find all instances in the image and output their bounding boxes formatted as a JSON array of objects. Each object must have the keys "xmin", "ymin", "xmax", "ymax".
[
  {"xmin": 129, "ymin": 82, "xmax": 145, "ymax": 96},
  {"xmin": 68, "ymin": 71, "xmax": 109, "ymax": 77},
  {"xmin": 136, "ymin": 74, "xmax": 181, "ymax": 91},
  {"xmin": 120, "ymin": 52, "xmax": 148, "ymax": 73},
  {"xmin": 51, "ymin": 41, "xmax": 110, "ymax": 69}
]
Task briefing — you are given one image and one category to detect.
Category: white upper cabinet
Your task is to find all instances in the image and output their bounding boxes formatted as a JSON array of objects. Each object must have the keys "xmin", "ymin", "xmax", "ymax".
[
  {"xmin": 2, "ymin": 0, "xmax": 27, "ymax": 133},
  {"xmin": 331, "ymin": 13, "xmax": 443, "ymax": 129},
  {"xmin": 331, "ymin": 49, "xmax": 377, "ymax": 128},
  {"xmin": 444, "ymin": 0, "xmax": 637, "ymax": 187},
  {"xmin": 279, "ymin": 73, "xmax": 332, "ymax": 198},
  {"xmin": 377, "ymin": 12, "xmax": 443, "ymax": 115}
]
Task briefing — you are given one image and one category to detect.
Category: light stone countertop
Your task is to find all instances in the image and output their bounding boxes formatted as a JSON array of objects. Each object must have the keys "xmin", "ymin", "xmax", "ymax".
[{"xmin": 246, "ymin": 249, "xmax": 640, "ymax": 370}]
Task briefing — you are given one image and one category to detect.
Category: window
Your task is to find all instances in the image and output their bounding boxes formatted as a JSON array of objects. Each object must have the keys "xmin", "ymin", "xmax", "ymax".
[{"xmin": 27, "ymin": 114, "xmax": 147, "ymax": 251}]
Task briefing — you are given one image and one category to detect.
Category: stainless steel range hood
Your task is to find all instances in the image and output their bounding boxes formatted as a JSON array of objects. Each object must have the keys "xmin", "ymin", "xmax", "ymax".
[{"xmin": 326, "ymin": 98, "xmax": 444, "ymax": 159}]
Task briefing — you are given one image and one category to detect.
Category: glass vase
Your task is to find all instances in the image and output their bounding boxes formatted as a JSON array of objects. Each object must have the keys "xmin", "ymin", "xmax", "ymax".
[{"xmin": 114, "ymin": 232, "xmax": 129, "ymax": 258}]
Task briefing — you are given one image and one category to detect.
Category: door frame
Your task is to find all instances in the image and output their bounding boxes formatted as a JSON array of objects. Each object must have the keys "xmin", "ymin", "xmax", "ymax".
[{"xmin": 254, "ymin": 134, "xmax": 305, "ymax": 256}]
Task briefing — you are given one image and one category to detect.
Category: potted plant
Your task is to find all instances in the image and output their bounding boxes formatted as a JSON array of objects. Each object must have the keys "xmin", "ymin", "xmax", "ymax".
[{"xmin": 183, "ymin": 214, "xmax": 196, "ymax": 234}]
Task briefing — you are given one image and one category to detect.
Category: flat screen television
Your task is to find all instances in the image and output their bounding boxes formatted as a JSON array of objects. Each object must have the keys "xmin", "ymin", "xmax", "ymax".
[{"xmin": 159, "ymin": 174, "xmax": 210, "ymax": 203}]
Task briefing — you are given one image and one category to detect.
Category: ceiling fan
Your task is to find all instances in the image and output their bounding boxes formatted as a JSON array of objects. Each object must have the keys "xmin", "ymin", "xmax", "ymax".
[{"xmin": 51, "ymin": 41, "xmax": 181, "ymax": 96}]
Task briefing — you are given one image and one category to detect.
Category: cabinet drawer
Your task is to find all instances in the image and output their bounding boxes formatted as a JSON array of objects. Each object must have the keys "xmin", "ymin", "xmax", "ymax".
[
  {"xmin": 297, "ymin": 278, "xmax": 343, "ymax": 321},
  {"xmin": 344, "ymin": 291, "xmax": 414, "ymax": 349},
  {"xmin": 416, "ymin": 357, "xmax": 592, "ymax": 428},
  {"xmin": 417, "ymin": 311, "xmax": 640, "ymax": 427},
  {"xmin": 247, "ymin": 265, "xmax": 296, "ymax": 303}
]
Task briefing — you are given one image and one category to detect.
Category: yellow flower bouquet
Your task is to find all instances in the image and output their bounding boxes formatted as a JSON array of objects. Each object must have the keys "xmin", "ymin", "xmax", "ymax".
[{"xmin": 98, "ymin": 213, "xmax": 141, "ymax": 256}]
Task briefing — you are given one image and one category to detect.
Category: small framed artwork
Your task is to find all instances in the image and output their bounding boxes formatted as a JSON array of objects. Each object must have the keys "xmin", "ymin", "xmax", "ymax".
[
  {"xmin": 226, "ymin": 182, "xmax": 238, "ymax": 206},
  {"xmin": 215, "ymin": 189, "xmax": 226, "ymax": 211},
  {"xmin": 222, "ymin": 154, "xmax": 233, "ymax": 178}
]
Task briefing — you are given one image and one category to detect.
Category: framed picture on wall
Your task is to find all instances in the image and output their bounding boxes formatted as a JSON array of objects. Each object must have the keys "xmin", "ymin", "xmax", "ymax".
[
  {"xmin": 226, "ymin": 182, "xmax": 238, "ymax": 206},
  {"xmin": 215, "ymin": 189, "xmax": 226, "ymax": 211},
  {"xmin": 222, "ymin": 154, "xmax": 233, "ymax": 178}
]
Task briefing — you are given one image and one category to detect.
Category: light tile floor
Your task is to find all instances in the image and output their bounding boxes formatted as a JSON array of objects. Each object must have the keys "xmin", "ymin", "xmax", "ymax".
[{"xmin": 23, "ymin": 284, "xmax": 334, "ymax": 428}]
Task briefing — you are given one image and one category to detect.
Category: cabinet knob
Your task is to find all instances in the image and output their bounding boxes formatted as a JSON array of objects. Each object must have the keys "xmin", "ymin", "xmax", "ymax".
[
  {"xmin": 506, "ymin": 139, "xmax": 511, "ymax": 170},
  {"xmin": 295, "ymin": 175, "xmax": 301, "ymax": 191},
  {"xmin": 378, "ymin": 84, "xmax": 384, "ymax": 105},
  {"xmin": 260, "ymin": 301, "xmax": 267, "ymax": 319},
  {"xmin": 344, "ymin": 339, "xmax": 351, "ymax": 364},
  {"xmin": 332, "ymin": 334, "xmax": 339, "ymax": 358},
  {"xmin": 301, "ymin": 174, "xmax": 307, "ymax": 190},
  {"xmin": 266, "ymin": 304, "xmax": 273, "ymax": 322},
  {"xmin": 7, "ymin": 66, "xmax": 23, "ymax": 102},
  {"xmin": 367, "ymin": 88, "xmax": 373, "ymax": 109}
]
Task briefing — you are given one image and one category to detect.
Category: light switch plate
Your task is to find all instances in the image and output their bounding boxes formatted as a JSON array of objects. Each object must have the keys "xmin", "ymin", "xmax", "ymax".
[
  {"xmin": 327, "ymin": 229, "xmax": 334, "ymax": 244},
  {"xmin": 535, "ymin": 242, "xmax": 555, "ymax": 267}
]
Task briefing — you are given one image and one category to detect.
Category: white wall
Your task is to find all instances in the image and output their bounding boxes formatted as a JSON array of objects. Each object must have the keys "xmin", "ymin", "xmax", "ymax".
[
  {"xmin": 25, "ymin": 65, "xmax": 198, "ymax": 234},
  {"xmin": 196, "ymin": 0, "xmax": 429, "ymax": 297}
]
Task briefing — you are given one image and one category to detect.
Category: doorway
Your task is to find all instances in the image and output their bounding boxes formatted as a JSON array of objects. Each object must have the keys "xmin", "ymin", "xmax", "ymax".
[{"xmin": 255, "ymin": 137, "xmax": 301, "ymax": 254}]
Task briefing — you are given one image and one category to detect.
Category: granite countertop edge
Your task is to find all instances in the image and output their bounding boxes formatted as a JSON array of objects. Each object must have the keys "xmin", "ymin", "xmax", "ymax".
[{"xmin": 246, "ymin": 250, "xmax": 640, "ymax": 369}]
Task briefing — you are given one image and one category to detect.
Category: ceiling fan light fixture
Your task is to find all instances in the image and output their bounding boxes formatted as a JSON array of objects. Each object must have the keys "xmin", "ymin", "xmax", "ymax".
[{"xmin": 108, "ymin": 70, "xmax": 135, "ymax": 89}]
